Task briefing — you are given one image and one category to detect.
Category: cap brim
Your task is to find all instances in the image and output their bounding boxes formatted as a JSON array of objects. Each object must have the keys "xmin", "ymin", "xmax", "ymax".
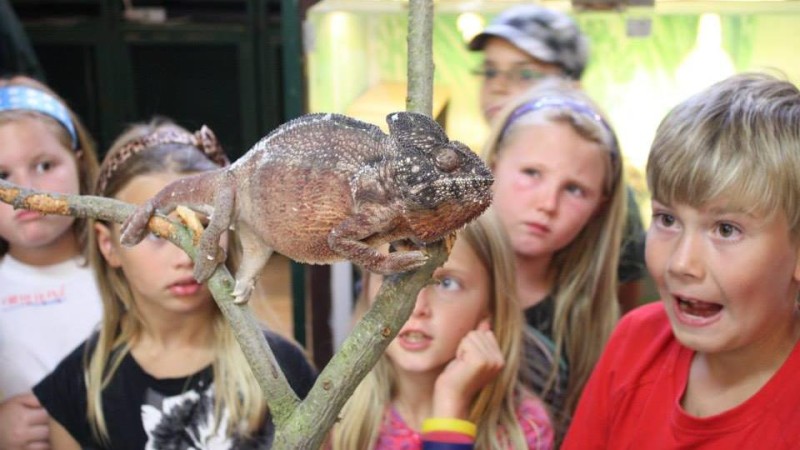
[
  {"xmin": 467, "ymin": 25, "xmax": 556, "ymax": 65},
  {"xmin": 468, "ymin": 32, "xmax": 492, "ymax": 51}
]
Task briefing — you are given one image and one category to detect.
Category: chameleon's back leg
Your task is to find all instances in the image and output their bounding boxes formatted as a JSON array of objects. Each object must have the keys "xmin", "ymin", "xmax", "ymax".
[
  {"xmin": 328, "ymin": 206, "xmax": 427, "ymax": 274},
  {"xmin": 231, "ymin": 224, "xmax": 274, "ymax": 304}
]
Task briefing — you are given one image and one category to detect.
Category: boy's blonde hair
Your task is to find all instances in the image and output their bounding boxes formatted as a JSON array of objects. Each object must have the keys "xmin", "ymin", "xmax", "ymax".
[
  {"xmin": 331, "ymin": 212, "xmax": 550, "ymax": 449},
  {"xmin": 0, "ymin": 75, "xmax": 99, "ymax": 257},
  {"xmin": 86, "ymin": 118, "xmax": 266, "ymax": 442},
  {"xmin": 648, "ymin": 72, "xmax": 800, "ymax": 238},
  {"xmin": 482, "ymin": 79, "xmax": 625, "ymax": 416}
]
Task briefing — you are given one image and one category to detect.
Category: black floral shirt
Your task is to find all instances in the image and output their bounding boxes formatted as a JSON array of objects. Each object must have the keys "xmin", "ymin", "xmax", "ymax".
[{"xmin": 34, "ymin": 331, "xmax": 316, "ymax": 449}]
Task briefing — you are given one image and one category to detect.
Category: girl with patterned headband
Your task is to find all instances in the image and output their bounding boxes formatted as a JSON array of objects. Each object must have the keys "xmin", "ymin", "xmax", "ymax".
[
  {"xmin": 33, "ymin": 117, "xmax": 316, "ymax": 449},
  {"xmin": 481, "ymin": 79, "xmax": 626, "ymax": 442},
  {"xmin": 0, "ymin": 75, "xmax": 102, "ymax": 450}
]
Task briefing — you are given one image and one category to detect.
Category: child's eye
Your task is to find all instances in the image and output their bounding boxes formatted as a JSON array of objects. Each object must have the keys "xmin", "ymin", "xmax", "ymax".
[
  {"xmin": 516, "ymin": 67, "xmax": 547, "ymax": 83},
  {"xmin": 653, "ymin": 213, "xmax": 676, "ymax": 227},
  {"xmin": 0, "ymin": 170, "xmax": 7, "ymax": 180},
  {"xmin": 716, "ymin": 222, "xmax": 741, "ymax": 239},
  {"xmin": 565, "ymin": 184, "xmax": 585, "ymax": 197},
  {"xmin": 145, "ymin": 232, "xmax": 164, "ymax": 243},
  {"xmin": 522, "ymin": 168, "xmax": 540, "ymax": 178},
  {"xmin": 436, "ymin": 276, "xmax": 462, "ymax": 292},
  {"xmin": 35, "ymin": 161, "xmax": 54, "ymax": 173}
]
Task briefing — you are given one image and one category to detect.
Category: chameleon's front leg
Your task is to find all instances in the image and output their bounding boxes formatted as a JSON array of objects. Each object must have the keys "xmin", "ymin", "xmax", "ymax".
[
  {"xmin": 120, "ymin": 201, "xmax": 157, "ymax": 246},
  {"xmin": 121, "ymin": 176, "xmax": 203, "ymax": 246},
  {"xmin": 192, "ymin": 180, "xmax": 235, "ymax": 282},
  {"xmin": 328, "ymin": 207, "xmax": 427, "ymax": 275}
]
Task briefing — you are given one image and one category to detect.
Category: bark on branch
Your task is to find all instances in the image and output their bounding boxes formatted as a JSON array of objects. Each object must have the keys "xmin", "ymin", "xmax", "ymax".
[{"xmin": 407, "ymin": 0, "xmax": 434, "ymax": 116}]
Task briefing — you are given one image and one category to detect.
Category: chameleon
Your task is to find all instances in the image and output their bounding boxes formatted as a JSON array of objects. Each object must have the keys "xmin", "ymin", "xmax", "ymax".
[{"xmin": 120, "ymin": 111, "xmax": 493, "ymax": 304}]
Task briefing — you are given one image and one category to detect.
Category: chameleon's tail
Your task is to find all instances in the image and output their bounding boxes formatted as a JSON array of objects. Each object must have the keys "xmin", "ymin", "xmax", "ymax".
[{"xmin": 119, "ymin": 171, "xmax": 221, "ymax": 246}]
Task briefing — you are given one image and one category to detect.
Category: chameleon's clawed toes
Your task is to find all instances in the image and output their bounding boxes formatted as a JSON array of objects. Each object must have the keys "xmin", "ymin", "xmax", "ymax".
[
  {"xmin": 192, "ymin": 247, "xmax": 226, "ymax": 283},
  {"xmin": 193, "ymin": 254, "xmax": 219, "ymax": 282},
  {"xmin": 371, "ymin": 251, "xmax": 428, "ymax": 275},
  {"xmin": 231, "ymin": 279, "xmax": 255, "ymax": 305}
]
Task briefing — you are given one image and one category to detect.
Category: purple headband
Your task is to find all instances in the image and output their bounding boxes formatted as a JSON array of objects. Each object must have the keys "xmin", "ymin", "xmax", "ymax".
[
  {"xmin": 0, "ymin": 86, "xmax": 78, "ymax": 149},
  {"xmin": 501, "ymin": 96, "xmax": 619, "ymax": 161}
]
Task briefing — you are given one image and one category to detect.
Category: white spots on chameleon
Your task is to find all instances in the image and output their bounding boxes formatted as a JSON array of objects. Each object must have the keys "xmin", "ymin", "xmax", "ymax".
[{"xmin": 411, "ymin": 165, "xmax": 420, "ymax": 174}]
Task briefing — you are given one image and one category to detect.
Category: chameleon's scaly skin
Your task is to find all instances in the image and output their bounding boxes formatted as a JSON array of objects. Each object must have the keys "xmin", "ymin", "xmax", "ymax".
[{"xmin": 120, "ymin": 112, "xmax": 493, "ymax": 303}]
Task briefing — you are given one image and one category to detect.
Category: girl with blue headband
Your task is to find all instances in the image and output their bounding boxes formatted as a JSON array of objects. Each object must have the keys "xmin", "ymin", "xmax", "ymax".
[{"xmin": 0, "ymin": 75, "xmax": 102, "ymax": 449}]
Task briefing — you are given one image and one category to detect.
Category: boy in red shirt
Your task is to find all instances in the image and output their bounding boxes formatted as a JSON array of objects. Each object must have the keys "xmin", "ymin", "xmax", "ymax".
[{"xmin": 562, "ymin": 72, "xmax": 800, "ymax": 449}]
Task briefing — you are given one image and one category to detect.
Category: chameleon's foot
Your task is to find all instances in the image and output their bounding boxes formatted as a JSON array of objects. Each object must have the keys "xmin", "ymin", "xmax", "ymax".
[
  {"xmin": 120, "ymin": 204, "xmax": 156, "ymax": 246},
  {"xmin": 232, "ymin": 279, "xmax": 255, "ymax": 305},
  {"xmin": 372, "ymin": 250, "xmax": 428, "ymax": 275},
  {"xmin": 192, "ymin": 247, "xmax": 226, "ymax": 282}
]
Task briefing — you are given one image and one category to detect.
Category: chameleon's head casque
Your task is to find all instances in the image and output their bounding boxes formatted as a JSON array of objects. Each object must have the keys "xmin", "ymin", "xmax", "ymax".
[{"xmin": 386, "ymin": 112, "xmax": 494, "ymax": 242}]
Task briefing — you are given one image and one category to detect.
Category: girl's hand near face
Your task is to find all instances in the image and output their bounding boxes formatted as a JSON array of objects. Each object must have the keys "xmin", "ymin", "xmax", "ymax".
[{"xmin": 432, "ymin": 319, "xmax": 505, "ymax": 419}]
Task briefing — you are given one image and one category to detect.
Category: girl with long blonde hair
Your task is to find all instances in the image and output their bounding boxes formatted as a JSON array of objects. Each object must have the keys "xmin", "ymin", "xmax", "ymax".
[
  {"xmin": 331, "ymin": 212, "xmax": 553, "ymax": 449},
  {"xmin": 482, "ymin": 80, "xmax": 626, "ymax": 435},
  {"xmin": 33, "ymin": 118, "xmax": 316, "ymax": 449},
  {"xmin": 0, "ymin": 75, "xmax": 101, "ymax": 450}
]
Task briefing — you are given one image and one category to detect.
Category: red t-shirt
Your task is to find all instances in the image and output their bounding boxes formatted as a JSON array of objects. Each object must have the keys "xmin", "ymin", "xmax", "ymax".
[{"xmin": 562, "ymin": 302, "xmax": 800, "ymax": 449}]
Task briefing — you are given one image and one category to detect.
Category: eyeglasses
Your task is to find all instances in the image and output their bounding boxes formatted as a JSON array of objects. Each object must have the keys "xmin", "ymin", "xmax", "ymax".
[{"xmin": 471, "ymin": 66, "xmax": 549, "ymax": 86}]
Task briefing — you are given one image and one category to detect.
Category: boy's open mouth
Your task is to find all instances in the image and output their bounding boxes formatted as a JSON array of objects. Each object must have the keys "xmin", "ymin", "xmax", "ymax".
[{"xmin": 677, "ymin": 296, "xmax": 722, "ymax": 318}]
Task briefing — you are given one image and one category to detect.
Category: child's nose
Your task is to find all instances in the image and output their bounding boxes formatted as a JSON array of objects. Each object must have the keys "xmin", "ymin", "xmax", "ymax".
[
  {"xmin": 667, "ymin": 232, "xmax": 704, "ymax": 279},
  {"xmin": 168, "ymin": 241, "xmax": 194, "ymax": 269},
  {"xmin": 535, "ymin": 183, "xmax": 559, "ymax": 214},
  {"xmin": 9, "ymin": 170, "xmax": 32, "ymax": 188},
  {"xmin": 411, "ymin": 291, "xmax": 432, "ymax": 317},
  {"xmin": 486, "ymin": 73, "xmax": 512, "ymax": 94}
]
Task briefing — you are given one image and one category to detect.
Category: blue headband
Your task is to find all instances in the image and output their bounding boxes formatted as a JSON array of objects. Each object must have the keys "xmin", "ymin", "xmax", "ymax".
[
  {"xmin": 0, "ymin": 86, "xmax": 79, "ymax": 149},
  {"xmin": 501, "ymin": 97, "xmax": 618, "ymax": 156}
]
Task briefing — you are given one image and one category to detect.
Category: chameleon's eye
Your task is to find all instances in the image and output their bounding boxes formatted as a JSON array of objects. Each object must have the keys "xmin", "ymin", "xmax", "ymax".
[{"xmin": 434, "ymin": 147, "xmax": 460, "ymax": 173}]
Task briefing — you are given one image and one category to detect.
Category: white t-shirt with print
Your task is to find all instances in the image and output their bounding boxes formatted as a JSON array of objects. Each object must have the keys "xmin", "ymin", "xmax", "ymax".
[{"xmin": 0, "ymin": 255, "xmax": 101, "ymax": 399}]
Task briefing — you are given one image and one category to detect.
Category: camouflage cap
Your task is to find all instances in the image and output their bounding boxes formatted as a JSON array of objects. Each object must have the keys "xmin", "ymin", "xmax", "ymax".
[{"xmin": 468, "ymin": 5, "xmax": 589, "ymax": 80}]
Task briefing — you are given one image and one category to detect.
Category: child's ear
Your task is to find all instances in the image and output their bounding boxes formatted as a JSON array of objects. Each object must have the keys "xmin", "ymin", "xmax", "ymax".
[{"xmin": 94, "ymin": 222, "xmax": 122, "ymax": 268}]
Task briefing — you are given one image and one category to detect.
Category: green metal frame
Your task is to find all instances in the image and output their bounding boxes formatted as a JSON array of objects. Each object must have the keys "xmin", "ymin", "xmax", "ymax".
[{"xmin": 280, "ymin": 0, "xmax": 308, "ymax": 348}]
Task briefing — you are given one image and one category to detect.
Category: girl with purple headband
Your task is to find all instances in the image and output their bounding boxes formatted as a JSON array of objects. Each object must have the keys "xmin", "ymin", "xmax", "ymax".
[
  {"xmin": 0, "ymin": 75, "xmax": 102, "ymax": 449},
  {"xmin": 481, "ymin": 79, "xmax": 626, "ymax": 441}
]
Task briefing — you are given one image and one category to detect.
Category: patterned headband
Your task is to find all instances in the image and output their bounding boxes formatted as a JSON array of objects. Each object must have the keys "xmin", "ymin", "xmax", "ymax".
[
  {"xmin": 95, "ymin": 125, "xmax": 229, "ymax": 194},
  {"xmin": 0, "ymin": 86, "xmax": 79, "ymax": 149},
  {"xmin": 501, "ymin": 96, "xmax": 619, "ymax": 161}
]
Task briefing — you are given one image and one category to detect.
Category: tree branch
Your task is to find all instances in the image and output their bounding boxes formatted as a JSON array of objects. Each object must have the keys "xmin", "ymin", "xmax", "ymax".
[
  {"xmin": 272, "ymin": 240, "xmax": 449, "ymax": 448},
  {"xmin": 406, "ymin": 0, "xmax": 434, "ymax": 116},
  {"xmin": 0, "ymin": 179, "xmax": 300, "ymax": 415},
  {"xmin": 0, "ymin": 176, "xmax": 450, "ymax": 449}
]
